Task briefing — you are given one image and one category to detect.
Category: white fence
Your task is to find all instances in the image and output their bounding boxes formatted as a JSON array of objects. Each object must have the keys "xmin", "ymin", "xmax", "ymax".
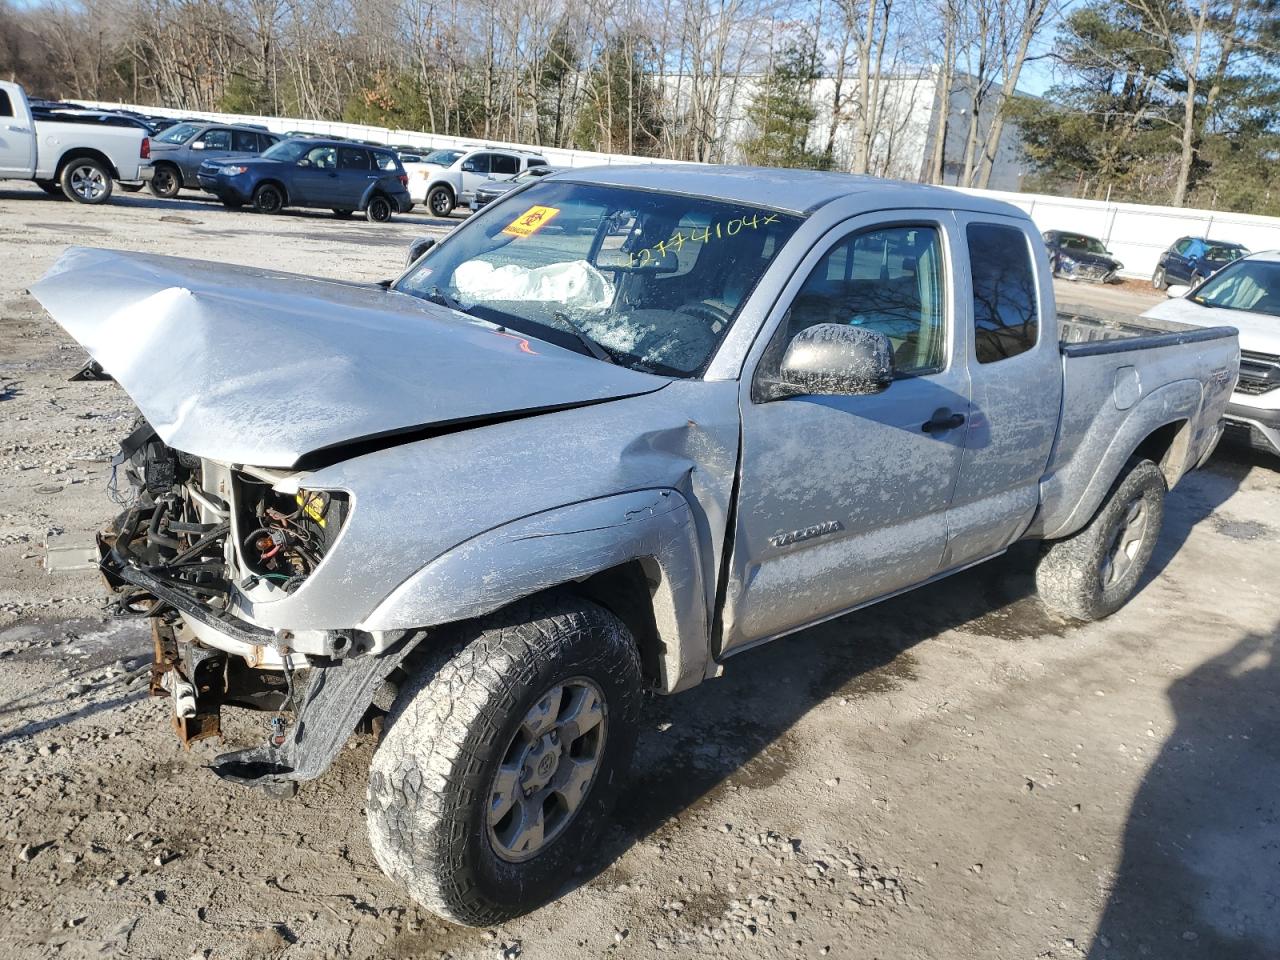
[{"xmin": 75, "ymin": 99, "xmax": 1280, "ymax": 280}]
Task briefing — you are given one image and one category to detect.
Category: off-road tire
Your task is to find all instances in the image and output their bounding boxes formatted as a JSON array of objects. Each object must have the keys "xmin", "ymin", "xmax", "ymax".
[
  {"xmin": 365, "ymin": 194, "xmax": 394, "ymax": 223},
  {"xmin": 427, "ymin": 184, "xmax": 454, "ymax": 217},
  {"xmin": 148, "ymin": 163, "xmax": 182, "ymax": 198},
  {"xmin": 1036, "ymin": 457, "xmax": 1166, "ymax": 621},
  {"xmin": 366, "ymin": 593, "xmax": 643, "ymax": 926},
  {"xmin": 253, "ymin": 183, "xmax": 284, "ymax": 215},
  {"xmin": 1152, "ymin": 265, "xmax": 1167, "ymax": 290},
  {"xmin": 60, "ymin": 158, "xmax": 113, "ymax": 204}
]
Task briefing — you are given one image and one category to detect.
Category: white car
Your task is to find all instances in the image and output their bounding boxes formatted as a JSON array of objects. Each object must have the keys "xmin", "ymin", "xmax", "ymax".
[
  {"xmin": 0, "ymin": 81, "xmax": 151, "ymax": 203},
  {"xmin": 1144, "ymin": 250, "xmax": 1280, "ymax": 456},
  {"xmin": 404, "ymin": 146, "xmax": 548, "ymax": 216}
]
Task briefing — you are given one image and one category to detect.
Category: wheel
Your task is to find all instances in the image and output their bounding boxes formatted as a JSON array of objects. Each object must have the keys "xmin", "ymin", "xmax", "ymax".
[
  {"xmin": 331, "ymin": 208, "xmax": 353, "ymax": 218},
  {"xmin": 119, "ymin": 182, "xmax": 144, "ymax": 193},
  {"xmin": 35, "ymin": 180, "xmax": 66, "ymax": 199},
  {"xmin": 366, "ymin": 593, "xmax": 643, "ymax": 926},
  {"xmin": 427, "ymin": 185, "xmax": 455, "ymax": 217},
  {"xmin": 1152, "ymin": 265, "xmax": 1167, "ymax": 290},
  {"xmin": 60, "ymin": 159, "xmax": 113, "ymax": 204},
  {"xmin": 365, "ymin": 194, "xmax": 394, "ymax": 223},
  {"xmin": 1036, "ymin": 458, "xmax": 1166, "ymax": 621},
  {"xmin": 148, "ymin": 163, "xmax": 181, "ymax": 198},
  {"xmin": 253, "ymin": 183, "xmax": 284, "ymax": 215}
]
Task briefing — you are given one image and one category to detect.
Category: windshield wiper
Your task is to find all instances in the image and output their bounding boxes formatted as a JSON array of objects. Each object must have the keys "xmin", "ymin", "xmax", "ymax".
[
  {"xmin": 550, "ymin": 310, "xmax": 616, "ymax": 365},
  {"xmin": 422, "ymin": 285, "xmax": 468, "ymax": 314}
]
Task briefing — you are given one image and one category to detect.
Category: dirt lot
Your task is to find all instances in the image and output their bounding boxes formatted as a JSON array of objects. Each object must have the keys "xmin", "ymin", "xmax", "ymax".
[{"xmin": 1, "ymin": 182, "xmax": 1278, "ymax": 960}]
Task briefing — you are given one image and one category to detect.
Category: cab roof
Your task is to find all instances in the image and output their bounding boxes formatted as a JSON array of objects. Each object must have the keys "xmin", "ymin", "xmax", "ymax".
[{"xmin": 555, "ymin": 163, "xmax": 1030, "ymax": 219}]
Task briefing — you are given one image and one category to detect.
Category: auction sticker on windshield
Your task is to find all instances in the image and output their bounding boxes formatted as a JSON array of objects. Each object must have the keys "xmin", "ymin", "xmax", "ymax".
[{"xmin": 503, "ymin": 206, "xmax": 560, "ymax": 238}]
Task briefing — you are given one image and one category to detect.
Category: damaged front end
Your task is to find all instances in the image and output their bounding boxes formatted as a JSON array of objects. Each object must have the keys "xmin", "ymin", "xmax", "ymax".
[{"xmin": 99, "ymin": 423, "xmax": 420, "ymax": 791}]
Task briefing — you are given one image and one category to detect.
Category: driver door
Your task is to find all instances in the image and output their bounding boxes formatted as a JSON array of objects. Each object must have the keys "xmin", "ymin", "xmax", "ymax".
[
  {"xmin": 719, "ymin": 214, "xmax": 971, "ymax": 654},
  {"xmin": 459, "ymin": 153, "xmax": 491, "ymax": 199},
  {"xmin": 291, "ymin": 145, "xmax": 338, "ymax": 205}
]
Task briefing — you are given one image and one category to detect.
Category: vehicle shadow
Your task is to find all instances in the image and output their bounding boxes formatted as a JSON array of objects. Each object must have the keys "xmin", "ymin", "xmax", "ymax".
[
  {"xmin": 1142, "ymin": 440, "xmax": 1270, "ymax": 587},
  {"xmin": 1086, "ymin": 620, "xmax": 1280, "ymax": 958},
  {"xmin": 592, "ymin": 541, "xmax": 1061, "ymax": 878}
]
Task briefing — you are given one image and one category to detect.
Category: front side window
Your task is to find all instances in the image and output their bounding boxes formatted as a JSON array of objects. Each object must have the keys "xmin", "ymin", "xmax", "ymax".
[
  {"xmin": 155, "ymin": 122, "xmax": 200, "ymax": 144},
  {"xmin": 199, "ymin": 129, "xmax": 232, "ymax": 150},
  {"xmin": 775, "ymin": 224, "xmax": 947, "ymax": 378},
  {"xmin": 397, "ymin": 181, "xmax": 802, "ymax": 377},
  {"xmin": 301, "ymin": 145, "xmax": 337, "ymax": 169},
  {"xmin": 462, "ymin": 153, "xmax": 491, "ymax": 174},
  {"xmin": 1190, "ymin": 259, "xmax": 1280, "ymax": 316},
  {"xmin": 0, "ymin": 91, "xmax": 12, "ymax": 117},
  {"xmin": 968, "ymin": 223, "xmax": 1039, "ymax": 363}
]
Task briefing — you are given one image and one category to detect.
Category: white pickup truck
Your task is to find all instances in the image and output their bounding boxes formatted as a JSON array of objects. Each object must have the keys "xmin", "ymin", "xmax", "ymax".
[{"xmin": 0, "ymin": 81, "xmax": 151, "ymax": 203}]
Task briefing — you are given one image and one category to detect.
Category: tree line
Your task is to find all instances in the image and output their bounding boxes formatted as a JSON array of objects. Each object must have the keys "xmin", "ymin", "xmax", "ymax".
[{"xmin": 2, "ymin": 0, "xmax": 1277, "ymax": 212}]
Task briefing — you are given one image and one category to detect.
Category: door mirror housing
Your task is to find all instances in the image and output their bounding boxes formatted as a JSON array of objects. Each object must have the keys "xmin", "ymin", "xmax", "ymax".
[
  {"xmin": 191, "ymin": 140, "xmax": 206, "ymax": 150},
  {"xmin": 775, "ymin": 323, "xmax": 895, "ymax": 398},
  {"xmin": 1166, "ymin": 284, "xmax": 1190, "ymax": 299},
  {"xmin": 405, "ymin": 236, "xmax": 436, "ymax": 267}
]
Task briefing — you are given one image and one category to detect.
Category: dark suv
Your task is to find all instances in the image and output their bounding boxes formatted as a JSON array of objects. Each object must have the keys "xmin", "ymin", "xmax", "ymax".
[
  {"xmin": 197, "ymin": 138, "xmax": 412, "ymax": 222},
  {"xmin": 1153, "ymin": 236, "xmax": 1249, "ymax": 289},
  {"xmin": 144, "ymin": 122, "xmax": 280, "ymax": 198}
]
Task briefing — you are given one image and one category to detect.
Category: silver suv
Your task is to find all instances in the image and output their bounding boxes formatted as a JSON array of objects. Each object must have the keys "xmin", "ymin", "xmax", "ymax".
[
  {"xmin": 143, "ymin": 121, "xmax": 280, "ymax": 199},
  {"xmin": 405, "ymin": 146, "xmax": 548, "ymax": 216}
]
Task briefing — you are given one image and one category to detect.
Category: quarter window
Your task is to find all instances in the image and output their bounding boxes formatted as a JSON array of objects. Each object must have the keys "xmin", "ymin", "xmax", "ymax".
[
  {"xmin": 967, "ymin": 222, "xmax": 1039, "ymax": 363},
  {"xmin": 338, "ymin": 147, "xmax": 371, "ymax": 170},
  {"xmin": 780, "ymin": 224, "xmax": 947, "ymax": 377}
]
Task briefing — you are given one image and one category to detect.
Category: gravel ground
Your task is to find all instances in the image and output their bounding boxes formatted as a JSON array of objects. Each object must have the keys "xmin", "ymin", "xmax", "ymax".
[{"xmin": 1, "ymin": 182, "xmax": 1278, "ymax": 960}]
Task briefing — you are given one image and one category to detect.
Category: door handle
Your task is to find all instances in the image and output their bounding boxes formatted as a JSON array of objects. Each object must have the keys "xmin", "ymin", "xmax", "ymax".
[
  {"xmin": 921, "ymin": 409, "xmax": 966, "ymax": 434},
  {"xmin": 7, "ymin": 124, "xmax": 30, "ymax": 133}
]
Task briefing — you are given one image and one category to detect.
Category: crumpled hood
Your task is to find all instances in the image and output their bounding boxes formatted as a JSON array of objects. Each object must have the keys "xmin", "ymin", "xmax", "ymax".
[{"xmin": 30, "ymin": 247, "xmax": 668, "ymax": 468}]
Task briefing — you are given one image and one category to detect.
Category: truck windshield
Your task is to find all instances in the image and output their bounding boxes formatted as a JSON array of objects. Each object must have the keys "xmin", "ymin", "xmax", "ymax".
[
  {"xmin": 1190, "ymin": 259, "xmax": 1280, "ymax": 316},
  {"xmin": 397, "ymin": 181, "xmax": 802, "ymax": 376}
]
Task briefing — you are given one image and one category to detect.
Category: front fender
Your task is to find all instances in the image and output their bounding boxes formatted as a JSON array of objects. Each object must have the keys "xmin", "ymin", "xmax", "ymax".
[{"xmin": 358, "ymin": 488, "xmax": 710, "ymax": 693}]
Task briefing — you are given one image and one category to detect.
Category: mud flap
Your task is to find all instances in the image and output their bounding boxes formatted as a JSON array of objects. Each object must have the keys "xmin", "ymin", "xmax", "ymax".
[{"xmin": 209, "ymin": 632, "xmax": 422, "ymax": 793}]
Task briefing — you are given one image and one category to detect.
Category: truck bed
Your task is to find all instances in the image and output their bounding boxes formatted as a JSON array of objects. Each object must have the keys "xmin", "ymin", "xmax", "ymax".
[{"xmin": 1057, "ymin": 305, "xmax": 1235, "ymax": 356}]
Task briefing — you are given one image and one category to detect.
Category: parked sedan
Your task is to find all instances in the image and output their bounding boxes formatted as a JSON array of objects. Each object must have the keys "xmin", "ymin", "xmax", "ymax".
[
  {"xmin": 469, "ymin": 165, "xmax": 560, "ymax": 211},
  {"xmin": 1153, "ymin": 236, "xmax": 1248, "ymax": 289},
  {"xmin": 197, "ymin": 138, "xmax": 412, "ymax": 222},
  {"xmin": 1042, "ymin": 230, "xmax": 1123, "ymax": 282},
  {"xmin": 145, "ymin": 121, "xmax": 280, "ymax": 198}
]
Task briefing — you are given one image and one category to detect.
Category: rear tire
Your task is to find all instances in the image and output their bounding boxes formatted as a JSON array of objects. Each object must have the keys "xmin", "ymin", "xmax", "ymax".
[
  {"xmin": 60, "ymin": 158, "xmax": 113, "ymax": 204},
  {"xmin": 365, "ymin": 194, "xmax": 394, "ymax": 223},
  {"xmin": 148, "ymin": 163, "xmax": 181, "ymax": 199},
  {"xmin": 427, "ymin": 185, "xmax": 454, "ymax": 217},
  {"xmin": 1036, "ymin": 458, "xmax": 1166, "ymax": 621},
  {"xmin": 253, "ymin": 183, "xmax": 284, "ymax": 215},
  {"xmin": 366, "ymin": 593, "xmax": 643, "ymax": 926}
]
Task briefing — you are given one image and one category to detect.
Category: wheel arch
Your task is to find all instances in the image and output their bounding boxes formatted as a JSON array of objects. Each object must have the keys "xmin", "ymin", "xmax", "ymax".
[
  {"xmin": 151, "ymin": 157, "xmax": 182, "ymax": 184},
  {"xmin": 55, "ymin": 147, "xmax": 120, "ymax": 181},
  {"xmin": 254, "ymin": 177, "xmax": 290, "ymax": 205},
  {"xmin": 358, "ymin": 489, "xmax": 712, "ymax": 694}
]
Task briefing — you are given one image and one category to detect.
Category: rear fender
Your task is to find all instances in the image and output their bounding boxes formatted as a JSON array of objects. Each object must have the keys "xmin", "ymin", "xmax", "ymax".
[
  {"xmin": 358, "ymin": 488, "xmax": 710, "ymax": 693},
  {"xmin": 1037, "ymin": 379, "xmax": 1201, "ymax": 540}
]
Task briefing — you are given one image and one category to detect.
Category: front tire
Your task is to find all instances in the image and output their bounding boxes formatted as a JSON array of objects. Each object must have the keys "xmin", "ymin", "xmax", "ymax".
[
  {"xmin": 1036, "ymin": 458, "xmax": 1166, "ymax": 621},
  {"xmin": 1152, "ymin": 265, "xmax": 1167, "ymax": 290},
  {"xmin": 365, "ymin": 194, "xmax": 393, "ymax": 223},
  {"xmin": 366, "ymin": 593, "xmax": 643, "ymax": 926},
  {"xmin": 253, "ymin": 183, "xmax": 284, "ymax": 215},
  {"xmin": 148, "ymin": 163, "xmax": 182, "ymax": 198},
  {"xmin": 60, "ymin": 159, "xmax": 113, "ymax": 204},
  {"xmin": 427, "ymin": 185, "xmax": 455, "ymax": 217}
]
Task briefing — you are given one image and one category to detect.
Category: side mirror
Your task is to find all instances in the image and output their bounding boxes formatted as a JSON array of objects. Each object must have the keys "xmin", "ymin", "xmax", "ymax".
[
  {"xmin": 776, "ymin": 323, "xmax": 894, "ymax": 398},
  {"xmin": 192, "ymin": 140, "xmax": 206, "ymax": 150},
  {"xmin": 406, "ymin": 236, "xmax": 436, "ymax": 266},
  {"xmin": 1166, "ymin": 284, "xmax": 1190, "ymax": 299}
]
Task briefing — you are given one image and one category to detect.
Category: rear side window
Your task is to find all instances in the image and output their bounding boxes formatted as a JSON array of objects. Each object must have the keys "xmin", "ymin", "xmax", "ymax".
[
  {"xmin": 339, "ymin": 147, "xmax": 371, "ymax": 171},
  {"xmin": 0, "ymin": 91, "xmax": 11, "ymax": 117},
  {"xmin": 491, "ymin": 154, "xmax": 519, "ymax": 175},
  {"xmin": 232, "ymin": 130, "xmax": 259, "ymax": 151},
  {"xmin": 967, "ymin": 222, "xmax": 1038, "ymax": 363}
]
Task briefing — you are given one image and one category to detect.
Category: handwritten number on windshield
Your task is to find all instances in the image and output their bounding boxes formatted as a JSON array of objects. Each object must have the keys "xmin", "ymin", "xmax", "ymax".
[{"xmin": 625, "ymin": 213, "xmax": 780, "ymax": 268}]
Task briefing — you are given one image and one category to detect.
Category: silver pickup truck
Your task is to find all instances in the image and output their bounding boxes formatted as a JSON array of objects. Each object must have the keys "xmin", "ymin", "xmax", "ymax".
[{"xmin": 32, "ymin": 166, "xmax": 1238, "ymax": 925}]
